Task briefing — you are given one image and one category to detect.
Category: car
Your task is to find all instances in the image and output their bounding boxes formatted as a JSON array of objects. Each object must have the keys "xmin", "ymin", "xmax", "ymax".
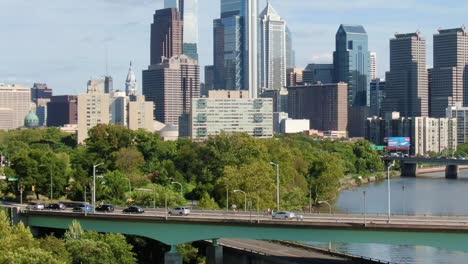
[
  {"xmin": 168, "ymin": 207, "xmax": 190, "ymax": 216},
  {"xmin": 27, "ymin": 202, "xmax": 45, "ymax": 210},
  {"xmin": 96, "ymin": 204, "xmax": 115, "ymax": 213},
  {"xmin": 272, "ymin": 211, "xmax": 296, "ymax": 219},
  {"xmin": 47, "ymin": 203, "xmax": 66, "ymax": 210},
  {"xmin": 123, "ymin": 206, "xmax": 144, "ymax": 214},
  {"xmin": 73, "ymin": 204, "xmax": 94, "ymax": 213}
]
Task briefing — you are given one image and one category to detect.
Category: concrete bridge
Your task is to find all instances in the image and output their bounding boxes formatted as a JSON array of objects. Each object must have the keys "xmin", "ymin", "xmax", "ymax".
[
  {"xmin": 15, "ymin": 208, "xmax": 468, "ymax": 264},
  {"xmin": 383, "ymin": 157, "xmax": 468, "ymax": 179}
]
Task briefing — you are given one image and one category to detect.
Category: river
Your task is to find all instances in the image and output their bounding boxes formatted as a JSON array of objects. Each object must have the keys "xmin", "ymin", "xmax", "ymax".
[{"xmin": 310, "ymin": 170, "xmax": 468, "ymax": 264}]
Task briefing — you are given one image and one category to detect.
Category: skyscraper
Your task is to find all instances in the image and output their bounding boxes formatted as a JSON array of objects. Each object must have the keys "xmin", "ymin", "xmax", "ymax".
[
  {"xmin": 150, "ymin": 8, "xmax": 183, "ymax": 65},
  {"xmin": 302, "ymin": 64, "xmax": 334, "ymax": 85},
  {"xmin": 429, "ymin": 27, "xmax": 468, "ymax": 117},
  {"xmin": 370, "ymin": 51, "xmax": 377, "ymax": 80},
  {"xmin": 213, "ymin": 0, "xmax": 259, "ymax": 97},
  {"xmin": 0, "ymin": 84, "xmax": 31, "ymax": 130},
  {"xmin": 285, "ymin": 26, "xmax": 295, "ymax": 69},
  {"xmin": 333, "ymin": 24, "xmax": 370, "ymax": 107},
  {"xmin": 260, "ymin": 2, "xmax": 286, "ymax": 91},
  {"xmin": 164, "ymin": 0, "xmax": 199, "ymax": 60},
  {"xmin": 382, "ymin": 32, "xmax": 428, "ymax": 117},
  {"xmin": 142, "ymin": 54, "xmax": 200, "ymax": 126},
  {"xmin": 47, "ymin": 95, "xmax": 78, "ymax": 127}
]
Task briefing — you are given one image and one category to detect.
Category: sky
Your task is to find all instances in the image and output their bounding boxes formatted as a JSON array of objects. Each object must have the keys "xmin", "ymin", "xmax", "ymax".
[{"xmin": 1, "ymin": 0, "xmax": 467, "ymax": 95}]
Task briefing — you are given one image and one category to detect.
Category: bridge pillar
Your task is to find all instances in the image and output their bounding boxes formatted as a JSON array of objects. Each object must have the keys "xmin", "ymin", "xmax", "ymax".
[
  {"xmin": 401, "ymin": 163, "xmax": 417, "ymax": 177},
  {"xmin": 207, "ymin": 239, "xmax": 223, "ymax": 264},
  {"xmin": 164, "ymin": 246, "xmax": 182, "ymax": 264},
  {"xmin": 446, "ymin": 165, "xmax": 459, "ymax": 179}
]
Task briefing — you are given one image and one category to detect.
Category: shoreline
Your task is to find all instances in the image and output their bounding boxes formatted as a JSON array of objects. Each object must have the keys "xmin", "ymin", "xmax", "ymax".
[{"xmin": 417, "ymin": 165, "xmax": 468, "ymax": 175}]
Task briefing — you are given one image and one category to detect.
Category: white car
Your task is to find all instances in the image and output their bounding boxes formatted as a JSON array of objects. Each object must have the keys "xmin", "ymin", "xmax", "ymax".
[
  {"xmin": 168, "ymin": 207, "xmax": 191, "ymax": 216},
  {"xmin": 27, "ymin": 202, "xmax": 45, "ymax": 210},
  {"xmin": 272, "ymin": 211, "xmax": 295, "ymax": 219}
]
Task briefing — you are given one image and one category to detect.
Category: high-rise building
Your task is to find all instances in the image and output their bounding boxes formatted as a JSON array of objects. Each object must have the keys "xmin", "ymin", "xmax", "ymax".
[
  {"xmin": 110, "ymin": 91, "xmax": 127, "ymax": 126},
  {"xmin": 87, "ymin": 77, "xmax": 112, "ymax": 94},
  {"xmin": 143, "ymin": 54, "xmax": 200, "ymax": 126},
  {"xmin": 285, "ymin": 26, "xmax": 295, "ymax": 69},
  {"xmin": 47, "ymin": 95, "xmax": 78, "ymax": 127},
  {"xmin": 164, "ymin": 0, "xmax": 199, "ymax": 60},
  {"xmin": 382, "ymin": 32, "xmax": 428, "ymax": 117},
  {"xmin": 288, "ymin": 83, "xmax": 348, "ymax": 132},
  {"xmin": 446, "ymin": 105, "xmax": 468, "ymax": 145},
  {"xmin": 333, "ymin": 24, "xmax": 370, "ymax": 107},
  {"xmin": 429, "ymin": 27, "xmax": 468, "ymax": 117},
  {"xmin": 213, "ymin": 0, "xmax": 259, "ymax": 97},
  {"xmin": 0, "ymin": 84, "xmax": 31, "ymax": 130},
  {"xmin": 31, "ymin": 83, "xmax": 52, "ymax": 103},
  {"xmin": 370, "ymin": 51, "xmax": 377, "ymax": 80},
  {"xmin": 260, "ymin": 2, "xmax": 286, "ymax": 91},
  {"xmin": 286, "ymin": 68, "xmax": 304, "ymax": 87},
  {"xmin": 128, "ymin": 95, "xmax": 154, "ymax": 132},
  {"xmin": 303, "ymin": 64, "xmax": 334, "ymax": 84},
  {"xmin": 370, "ymin": 78, "xmax": 385, "ymax": 117},
  {"xmin": 150, "ymin": 8, "xmax": 183, "ymax": 65},
  {"xmin": 77, "ymin": 92, "xmax": 110, "ymax": 144},
  {"xmin": 204, "ymin": 65, "xmax": 215, "ymax": 95}
]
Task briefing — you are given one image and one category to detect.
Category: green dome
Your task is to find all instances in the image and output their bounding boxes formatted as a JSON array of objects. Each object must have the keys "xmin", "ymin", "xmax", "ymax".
[{"xmin": 24, "ymin": 111, "xmax": 39, "ymax": 128}]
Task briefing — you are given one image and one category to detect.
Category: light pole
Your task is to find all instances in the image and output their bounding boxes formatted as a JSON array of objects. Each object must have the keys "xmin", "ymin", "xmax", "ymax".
[
  {"xmin": 363, "ymin": 190, "xmax": 367, "ymax": 227},
  {"xmin": 318, "ymin": 201, "xmax": 332, "ymax": 214},
  {"xmin": 387, "ymin": 161, "xmax": 395, "ymax": 223},
  {"xmin": 233, "ymin": 189, "xmax": 247, "ymax": 212},
  {"xmin": 92, "ymin": 163, "xmax": 104, "ymax": 213},
  {"xmin": 226, "ymin": 187, "xmax": 229, "ymax": 212},
  {"xmin": 270, "ymin": 161, "xmax": 280, "ymax": 212},
  {"xmin": 171, "ymin": 181, "xmax": 183, "ymax": 195}
]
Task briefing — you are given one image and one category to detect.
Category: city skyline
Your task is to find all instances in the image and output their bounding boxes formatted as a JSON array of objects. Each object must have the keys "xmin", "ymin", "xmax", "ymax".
[{"xmin": 1, "ymin": 0, "xmax": 468, "ymax": 95}]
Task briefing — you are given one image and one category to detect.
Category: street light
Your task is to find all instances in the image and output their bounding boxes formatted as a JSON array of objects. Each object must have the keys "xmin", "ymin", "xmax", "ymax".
[
  {"xmin": 387, "ymin": 161, "xmax": 396, "ymax": 223},
  {"xmin": 171, "ymin": 181, "xmax": 183, "ymax": 195},
  {"xmin": 318, "ymin": 201, "xmax": 332, "ymax": 214},
  {"xmin": 270, "ymin": 161, "xmax": 280, "ymax": 212},
  {"xmin": 92, "ymin": 163, "xmax": 104, "ymax": 213},
  {"xmin": 233, "ymin": 189, "xmax": 247, "ymax": 212}
]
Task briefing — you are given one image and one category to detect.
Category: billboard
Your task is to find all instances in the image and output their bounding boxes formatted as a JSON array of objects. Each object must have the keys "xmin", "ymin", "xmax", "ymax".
[{"xmin": 387, "ymin": 137, "xmax": 411, "ymax": 150}]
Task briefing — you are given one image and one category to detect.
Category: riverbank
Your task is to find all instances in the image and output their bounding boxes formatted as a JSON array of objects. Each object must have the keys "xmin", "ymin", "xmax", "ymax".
[{"xmin": 417, "ymin": 165, "xmax": 468, "ymax": 174}]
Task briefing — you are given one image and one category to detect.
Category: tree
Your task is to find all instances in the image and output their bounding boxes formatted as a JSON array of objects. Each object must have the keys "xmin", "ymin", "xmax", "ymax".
[
  {"xmin": 198, "ymin": 192, "xmax": 220, "ymax": 209},
  {"xmin": 309, "ymin": 152, "xmax": 345, "ymax": 203},
  {"xmin": 114, "ymin": 147, "xmax": 144, "ymax": 175}
]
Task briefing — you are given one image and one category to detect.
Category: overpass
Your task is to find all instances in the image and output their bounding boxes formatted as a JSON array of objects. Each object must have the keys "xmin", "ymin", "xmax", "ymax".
[
  {"xmin": 14, "ymin": 208, "xmax": 468, "ymax": 264},
  {"xmin": 383, "ymin": 157, "xmax": 468, "ymax": 178}
]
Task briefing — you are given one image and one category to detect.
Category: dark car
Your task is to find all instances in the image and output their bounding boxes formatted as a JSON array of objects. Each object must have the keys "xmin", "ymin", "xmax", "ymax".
[
  {"xmin": 47, "ymin": 203, "xmax": 66, "ymax": 210},
  {"xmin": 123, "ymin": 206, "xmax": 144, "ymax": 214},
  {"xmin": 72, "ymin": 204, "xmax": 94, "ymax": 213},
  {"xmin": 96, "ymin": 204, "xmax": 115, "ymax": 213}
]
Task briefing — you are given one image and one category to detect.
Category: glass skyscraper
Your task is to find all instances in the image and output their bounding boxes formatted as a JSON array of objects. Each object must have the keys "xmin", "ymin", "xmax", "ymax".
[
  {"xmin": 213, "ymin": 0, "xmax": 259, "ymax": 97},
  {"xmin": 164, "ymin": 0, "xmax": 199, "ymax": 61},
  {"xmin": 333, "ymin": 24, "xmax": 370, "ymax": 107}
]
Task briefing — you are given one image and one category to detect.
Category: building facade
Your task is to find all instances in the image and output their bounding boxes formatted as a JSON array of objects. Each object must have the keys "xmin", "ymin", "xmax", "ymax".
[
  {"xmin": 128, "ymin": 95, "xmax": 155, "ymax": 132},
  {"xmin": 150, "ymin": 8, "xmax": 183, "ymax": 65},
  {"xmin": 429, "ymin": 27, "xmax": 468, "ymax": 117},
  {"xmin": 382, "ymin": 32, "xmax": 428, "ymax": 117},
  {"xmin": 0, "ymin": 84, "xmax": 31, "ymax": 130},
  {"xmin": 370, "ymin": 78, "xmax": 385, "ymax": 117},
  {"xmin": 190, "ymin": 97, "xmax": 273, "ymax": 140},
  {"xmin": 164, "ymin": 0, "xmax": 199, "ymax": 60},
  {"xmin": 370, "ymin": 51, "xmax": 377, "ymax": 80},
  {"xmin": 77, "ymin": 93, "xmax": 110, "ymax": 144},
  {"xmin": 47, "ymin": 95, "xmax": 78, "ymax": 127},
  {"xmin": 303, "ymin": 64, "xmax": 334, "ymax": 85},
  {"xmin": 260, "ymin": 2, "xmax": 286, "ymax": 92},
  {"xmin": 143, "ymin": 54, "xmax": 200, "ymax": 126},
  {"xmin": 333, "ymin": 24, "xmax": 370, "ymax": 107},
  {"xmin": 286, "ymin": 68, "xmax": 304, "ymax": 87},
  {"xmin": 288, "ymin": 83, "xmax": 348, "ymax": 132},
  {"xmin": 285, "ymin": 26, "xmax": 295, "ymax": 69},
  {"xmin": 446, "ymin": 105, "xmax": 468, "ymax": 145}
]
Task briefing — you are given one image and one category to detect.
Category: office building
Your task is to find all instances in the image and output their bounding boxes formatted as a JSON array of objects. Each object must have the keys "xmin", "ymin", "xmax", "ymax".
[
  {"xmin": 382, "ymin": 32, "xmax": 428, "ymax": 117},
  {"xmin": 260, "ymin": 2, "xmax": 286, "ymax": 91},
  {"xmin": 286, "ymin": 26, "xmax": 295, "ymax": 69},
  {"xmin": 366, "ymin": 112, "xmax": 457, "ymax": 155},
  {"xmin": 333, "ymin": 24, "xmax": 370, "ymax": 107},
  {"xmin": 204, "ymin": 65, "xmax": 215, "ymax": 96},
  {"xmin": 31, "ymin": 83, "xmax": 52, "ymax": 103},
  {"xmin": 447, "ymin": 105, "xmax": 468, "ymax": 145},
  {"xmin": 303, "ymin": 64, "xmax": 334, "ymax": 84},
  {"xmin": 164, "ymin": 0, "xmax": 199, "ymax": 60},
  {"xmin": 150, "ymin": 8, "xmax": 183, "ymax": 65},
  {"xmin": 288, "ymin": 83, "xmax": 348, "ymax": 132},
  {"xmin": 370, "ymin": 78, "xmax": 385, "ymax": 117},
  {"xmin": 87, "ymin": 77, "xmax": 113, "ymax": 94},
  {"xmin": 143, "ymin": 54, "xmax": 200, "ymax": 126},
  {"xmin": 190, "ymin": 97, "xmax": 273, "ymax": 140},
  {"xmin": 0, "ymin": 84, "xmax": 31, "ymax": 130},
  {"xmin": 128, "ymin": 95, "xmax": 154, "ymax": 132},
  {"xmin": 77, "ymin": 92, "xmax": 110, "ymax": 144},
  {"xmin": 213, "ymin": 0, "xmax": 259, "ymax": 97},
  {"xmin": 208, "ymin": 90, "xmax": 249, "ymax": 99},
  {"xmin": 260, "ymin": 88, "xmax": 288, "ymax": 113},
  {"xmin": 273, "ymin": 112, "xmax": 289, "ymax": 133},
  {"xmin": 280, "ymin": 119, "xmax": 310, "ymax": 134},
  {"xmin": 429, "ymin": 27, "xmax": 468, "ymax": 117},
  {"xmin": 286, "ymin": 68, "xmax": 304, "ymax": 87},
  {"xmin": 110, "ymin": 91, "xmax": 127, "ymax": 126},
  {"xmin": 370, "ymin": 51, "xmax": 377, "ymax": 80},
  {"xmin": 47, "ymin": 96, "xmax": 78, "ymax": 127}
]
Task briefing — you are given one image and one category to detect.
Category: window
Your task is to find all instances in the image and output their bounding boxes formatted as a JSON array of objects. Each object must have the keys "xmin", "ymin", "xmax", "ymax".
[{"xmin": 348, "ymin": 41, "xmax": 353, "ymax": 50}]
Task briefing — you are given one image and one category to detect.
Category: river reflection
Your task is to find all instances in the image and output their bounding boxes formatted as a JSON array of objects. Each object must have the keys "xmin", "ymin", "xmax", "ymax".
[{"xmin": 310, "ymin": 170, "xmax": 468, "ymax": 264}]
